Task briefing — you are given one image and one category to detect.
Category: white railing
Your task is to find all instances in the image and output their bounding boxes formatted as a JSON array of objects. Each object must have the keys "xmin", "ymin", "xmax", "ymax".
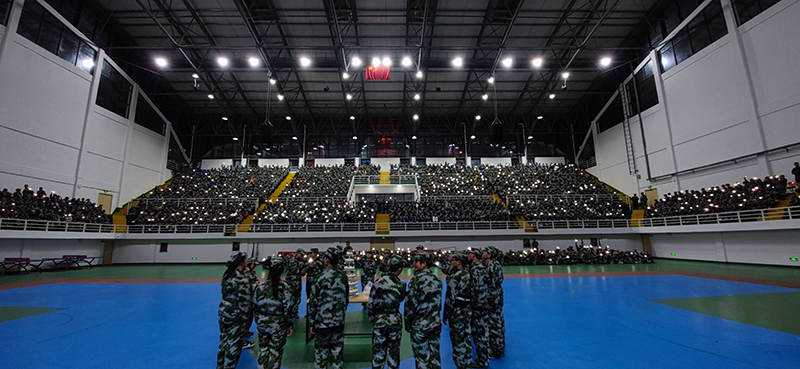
[
  {"xmin": 134, "ymin": 197, "xmax": 260, "ymax": 206},
  {"xmin": 506, "ymin": 193, "xmax": 619, "ymax": 203},
  {"xmin": 352, "ymin": 175, "xmax": 417, "ymax": 185},
  {"xmin": 0, "ymin": 206, "xmax": 797, "ymax": 234}
]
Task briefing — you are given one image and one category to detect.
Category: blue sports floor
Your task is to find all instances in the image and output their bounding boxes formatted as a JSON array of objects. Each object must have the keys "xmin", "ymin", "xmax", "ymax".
[{"xmin": 1, "ymin": 274, "xmax": 798, "ymax": 368}]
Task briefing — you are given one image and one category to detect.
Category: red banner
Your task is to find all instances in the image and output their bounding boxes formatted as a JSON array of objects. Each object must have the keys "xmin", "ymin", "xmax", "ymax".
[{"xmin": 366, "ymin": 65, "xmax": 391, "ymax": 80}]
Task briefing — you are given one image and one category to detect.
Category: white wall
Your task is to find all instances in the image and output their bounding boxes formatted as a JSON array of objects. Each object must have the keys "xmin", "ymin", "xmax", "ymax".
[
  {"xmin": 314, "ymin": 158, "xmax": 345, "ymax": 167},
  {"xmin": 650, "ymin": 229, "xmax": 800, "ymax": 266},
  {"xmin": 481, "ymin": 157, "xmax": 512, "ymax": 166},
  {"xmin": 370, "ymin": 158, "xmax": 400, "ymax": 171},
  {"xmin": 589, "ymin": 0, "xmax": 800, "ymax": 197},
  {"xmin": 258, "ymin": 158, "xmax": 290, "ymax": 167},
  {"xmin": 425, "ymin": 157, "xmax": 457, "ymax": 165},
  {"xmin": 201, "ymin": 159, "xmax": 233, "ymax": 170},
  {"xmin": 0, "ymin": 238, "xmax": 105, "ymax": 269}
]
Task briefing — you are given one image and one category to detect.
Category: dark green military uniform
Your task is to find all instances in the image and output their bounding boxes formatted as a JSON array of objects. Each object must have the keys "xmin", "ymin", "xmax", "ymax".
[
  {"xmin": 254, "ymin": 257, "xmax": 294, "ymax": 369},
  {"xmin": 469, "ymin": 249, "xmax": 491, "ymax": 368},
  {"xmin": 404, "ymin": 252, "xmax": 443, "ymax": 369},
  {"xmin": 308, "ymin": 247, "xmax": 349, "ymax": 369},
  {"xmin": 286, "ymin": 249, "xmax": 307, "ymax": 317},
  {"xmin": 217, "ymin": 252, "xmax": 250, "ymax": 369},
  {"xmin": 485, "ymin": 247, "xmax": 505, "ymax": 358},
  {"xmin": 306, "ymin": 249, "xmax": 325, "ymax": 304},
  {"xmin": 361, "ymin": 253, "xmax": 379, "ymax": 287},
  {"xmin": 444, "ymin": 251, "xmax": 472, "ymax": 369},
  {"xmin": 366, "ymin": 255, "xmax": 407, "ymax": 369}
]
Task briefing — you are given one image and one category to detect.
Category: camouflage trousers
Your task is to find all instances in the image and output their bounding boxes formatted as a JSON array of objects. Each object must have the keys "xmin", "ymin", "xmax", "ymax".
[
  {"xmin": 488, "ymin": 304, "xmax": 505, "ymax": 356},
  {"xmin": 315, "ymin": 327, "xmax": 344, "ymax": 369},
  {"xmin": 471, "ymin": 310, "xmax": 490, "ymax": 367},
  {"xmin": 410, "ymin": 326, "xmax": 441, "ymax": 369},
  {"xmin": 372, "ymin": 326, "xmax": 402, "ymax": 369},
  {"xmin": 256, "ymin": 317, "xmax": 289, "ymax": 369},
  {"xmin": 449, "ymin": 312, "xmax": 472, "ymax": 369},
  {"xmin": 286, "ymin": 277, "xmax": 302, "ymax": 316},
  {"xmin": 217, "ymin": 318, "xmax": 244, "ymax": 369}
]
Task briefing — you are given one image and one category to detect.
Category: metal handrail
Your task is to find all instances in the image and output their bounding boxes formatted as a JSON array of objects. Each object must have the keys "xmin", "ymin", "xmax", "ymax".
[
  {"xmin": 134, "ymin": 197, "xmax": 260, "ymax": 205},
  {"xmin": 0, "ymin": 206, "xmax": 797, "ymax": 234},
  {"xmin": 506, "ymin": 194, "xmax": 619, "ymax": 203}
]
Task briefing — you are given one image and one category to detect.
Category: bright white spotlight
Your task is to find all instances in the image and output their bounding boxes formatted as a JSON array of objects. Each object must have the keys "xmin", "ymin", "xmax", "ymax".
[
  {"xmin": 416, "ymin": 70, "xmax": 423, "ymax": 78},
  {"xmin": 471, "ymin": 135, "xmax": 476, "ymax": 139},
  {"xmin": 269, "ymin": 78, "xmax": 276, "ymax": 85},
  {"xmin": 346, "ymin": 94, "xmax": 353, "ymax": 100},
  {"xmin": 414, "ymin": 94, "xmax": 421, "ymax": 100},
  {"xmin": 502, "ymin": 57, "xmax": 513, "ymax": 68},
  {"xmin": 342, "ymin": 72, "xmax": 349, "ymax": 79},
  {"xmin": 208, "ymin": 94, "xmax": 214, "ymax": 99},
  {"xmin": 482, "ymin": 94, "xmax": 488, "ymax": 100},
  {"xmin": 549, "ymin": 94, "xmax": 555, "ymax": 99},
  {"xmin": 300, "ymin": 57, "xmax": 311, "ymax": 67},
  {"xmin": 528, "ymin": 135, "xmax": 533, "ymax": 139},
  {"xmin": 155, "ymin": 57, "xmax": 168, "ymax": 67},
  {"xmin": 233, "ymin": 137, "xmax": 238, "ymax": 141},
  {"xmin": 600, "ymin": 57, "xmax": 612, "ymax": 67},
  {"xmin": 248, "ymin": 57, "xmax": 259, "ymax": 67},
  {"xmin": 81, "ymin": 59, "xmax": 95, "ymax": 69},
  {"xmin": 412, "ymin": 135, "xmax": 417, "ymax": 140},
  {"xmin": 192, "ymin": 73, "xmax": 199, "ymax": 79},
  {"xmin": 372, "ymin": 57, "xmax": 382, "ymax": 66},
  {"xmin": 222, "ymin": 117, "xmax": 228, "ymax": 121},
  {"xmin": 402, "ymin": 57, "xmax": 412, "ymax": 67},
  {"xmin": 277, "ymin": 94, "xmax": 284, "ymax": 101},
  {"xmin": 382, "ymin": 57, "xmax": 392, "ymax": 66},
  {"xmin": 532, "ymin": 58, "xmax": 543, "ymax": 68},
  {"xmin": 475, "ymin": 115, "xmax": 481, "ymax": 120},
  {"xmin": 537, "ymin": 115, "xmax": 544, "ymax": 119},
  {"xmin": 292, "ymin": 136, "xmax": 298, "ymax": 140},
  {"xmin": 562, "ymin": 72, "xmax": 570, "ymax": 79},
  {"xmin": 286, "ymin": 116, "xmax": 292, "ymax": 120},
  {"xmin": 488, "ymin": 77, "xmax": 495, "ymax": 84},
  {"xmin": 413, "ymin": 114, "xmax": 419, "ymax": 120},
  {"xmin": 353, "ymin": 136, "xmax": 358, "ymax": 140},
  {"xmin": 217, "ymin": 57, "xmax": 229, "ymax": 67},
  {"xmin": 350, "ymin": 116, "xmax": 355, "ymax": 120},
  {"xmin": 352, "ymin": 57, "xmax": 362, "ymax": 67},
  {"xmin": 452, "ymin": 57, "xmax": 463, "ymax": 67}
]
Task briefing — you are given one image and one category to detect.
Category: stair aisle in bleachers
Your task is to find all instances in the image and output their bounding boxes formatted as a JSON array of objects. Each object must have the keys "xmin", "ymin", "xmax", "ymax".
[
  {"xmin": 268, "ymin": 172, "xmax": 295, "ymax": 203},
  {"xmin": 237, "ymin": 214, "xmax": 256, "ymax": 233},
  {"xmin": 630, "ymin": 209, "xmax": 645, "ymax": 227},
  {"xmin": 757, "ymin": 196, "xmax": 793, "ymax": 221},
  {"xmin": 376, "ymin": 214, "xmax": 390, "ymax": 234},
  {"xmin": 111, "ymin": 200, "xmax": 136, "ymax": 233},
  {"xmin": 379, "ymin": 172, "xmax": 390, "ymax": 184}
]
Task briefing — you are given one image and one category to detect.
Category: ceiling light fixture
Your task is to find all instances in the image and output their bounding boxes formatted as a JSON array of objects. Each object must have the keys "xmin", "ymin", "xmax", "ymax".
[
  {"xmin": 342, "ymin": 72, "xmax": 349, "ymax": 79},
  {"xmin": 549, "ymin": 94, "xmax": 555, "ymax": 99},
  {"xmin": 538, "ymin": 116, "xmax": 544, "ymax": 119},
  {"xmin": 155, "ymin": 57, "xmax": 168, "ymax": 67},
  {"xmin": 412, "ymin": 135, "xmax": 417, "ymax": 140},
  {"xmin": 413, "ymin": 114, "xmax": 419, "ymax": 120},
  {"xmin": 488, "ymin": 77, "xmax": 495, "ymax": 84},
  {"xmin": 416, "ymin": 70, "xmax": 423, "ymax": 78},
  {"xmin": 528, "ymin": 135, "xmax": 533, "ymax": 139},
  {"xmin": 346, "ymin": 94, "xmax": 353, "ymax": 100},
  {"xmin": 217, "ymin": 57, "xmax": 229, "ymax": 67},
  {"xmin": 475, "ymin": 115, "xmax": 481, "ymax": 120},
  {"xmin": 471, "ymin": 135, "xmax": 476, "ymax": 139},
  {"xmin": 452, "ymin": 57, "xmax": 463, "ymax": 67},
  {"xmin": 352, "ymin": 57, "xmax": 362, "ymax": 67},
  {"xmin": 562, "ymin": 72, "xmax": 570, "ymax": 79},
  {"xmin": 192, "ymin": 73, "xmax": 199, "ymax": 79},
  {"xmin": 285, "ymin": 116, "xmax": 292, "ymax": 120},
  {"xmin": 502, "ymin": 57, "xmax": 513, "ymax": 68},
  {"xmin": 402, "ymin": 57, "xmax": 412, "ymax": 67},
  {"xmin": 269, "ymin": 78, "xmax": 276, "ymax": 85},
  {"xmin": 350, "ymin": 116, "xmax": 355, "ymax": 120},
  {"xmin": 222, "ymin": 117, "xmax": 228, "ymax": 121},
  {"xmin": 414, "ymin": 94, "xmax": 420, "ymax": 100},
  {"xmin": 233, "ymin": 137, "xmax": 238, "ymax": 141},
  {"xmin": 532, "ymin": 58, "xmax": 543, "ymax": 68},
  {"xmin": 482, "ymin": 94, "xmax": 488, "ymax": 100},
  {"xmin": 248, "ymin": 57, "xmax": 259, "ymax": 67},
  {"xmin": 372, "ymin": 57, "xmax": 382, "ymax": 66},
  {"xmin": 382, "ymin": 57, "xmax": 392, "ymax": 66},
  {"xmin": 600, "ymin": 57, "xmax": 612, "ymax": 67},
  {"xmin": 277, "ymin": 94, "xmax": 284, "ymax": 101},
  {"xmin": 300, "ymin": 57, "xmax": 311, "ymax": 67},
  {"xmin": 353, "ymin": 136, "xmax": 358, "ymax": 140},
  {"xmin": 207, "ymin": 94, "xmax": 214, "ymax": 99}
]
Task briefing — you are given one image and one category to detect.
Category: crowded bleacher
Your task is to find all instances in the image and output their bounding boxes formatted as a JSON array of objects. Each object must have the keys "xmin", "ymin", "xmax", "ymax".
[
  {"xmin": 387, "ymin": 198, "xmax": 511, "ymax": 223},
  {"xmin": 391, "ymin": 163, "xmax": 492, "ymax": 196},
  {"xmin": 0, "ymin": 185, "xmax": 109, "ymax": 223},
  {"xmin": 253, "ymin": 200, "xmax": 377, "ymax": 224},
  {"xmin": 481, "ymin": 163, "xmax": 614, "ymax": 196},
  {"xmin": 281, "ymin": 164, "xmax": 379, "ymax": 198},
  {"xmin": 147, "ymin": 166, "xmax": 289, "ymax": 201},
  {"xmin": 127, "ymin": 199, "xmax": 254, "ymax": 226},
  {"xmin": 644, "ymin": 175, "xmax": 788, "ymax": 218},
  {"xmin": 509, "ymin": 196, "xmax": 626, "ymax": 221}
]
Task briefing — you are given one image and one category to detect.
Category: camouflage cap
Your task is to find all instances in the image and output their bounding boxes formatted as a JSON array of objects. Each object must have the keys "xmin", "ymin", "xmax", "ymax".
[
  {"xmin": 412, "ymin": 251, "xmax": 432, "ymax": 265},
  {"xmin": 485, "ymin": 246, "xmax": 499, "ymax": 258},
  {"xmin": 324, "ymin": 247, "xmax": 341, "ymax": 262},
  {"xmin": 450, "ymin": 251, "xmax": 469, "ymax": 263},
  {"xmin": 387, "ymin": 255, "xmax": 405, "ymax": 270},
  {"xmin": 296, "ymin": 248, "xmax": 305, "ymax": 255},
  {"xmin": 228, "ymin": 251, "xmax": 246, "ymax": 264},
  {"xmin": 309, "ymin": 248, "xmax": 319, "ymax": 253},
  {"xmin": 415, "ymin": 245, "xmax": 425, "ymax": 250},
  {"xmin": 467, "ymin": 248, "xmax": 482, "ymax": 256},
  {"xmin": 269, "ymin": 257, "xmax": 284, "ymax": 268}
]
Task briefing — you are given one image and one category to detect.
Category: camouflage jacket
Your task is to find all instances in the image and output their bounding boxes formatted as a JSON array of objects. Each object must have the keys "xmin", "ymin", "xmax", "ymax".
[
  {"xmin": 253, "ymin": 278, "xmax": 293, "ymax": 327},
  {"xmin": 486, "ymin": 260, "xmax": 504, "ymax": 305},
  {"xmin": 366, "ymin": 274, "xmax": 407, "ymax": 328},
  {"xmin": 361, "ymin": 258, "xmax": 378, "ymax": 279},
  {"xmin": 306, "ymin": 258, "xmax": 325, "ymax": 281},
  {"xmin": 285, "ymin": 257, "xmax": 307, "ymax": 280},
  {"xmin": 308, "ymin": 265, "xmax": 349, "ymax": 329},
  {"xmin": 404, "ymin": 268, "xmax": 442, "ymax": 331},
  {"xmin": 469, "ymin": 261, "xmax": 491, "ymax": 310},
  {"xmin": 218, "ymin": 269, "xmax": 250, "ymax": 323},
  {"xmin": 444, "ymin": 268, "xmax": 471, "ymax": 321}
]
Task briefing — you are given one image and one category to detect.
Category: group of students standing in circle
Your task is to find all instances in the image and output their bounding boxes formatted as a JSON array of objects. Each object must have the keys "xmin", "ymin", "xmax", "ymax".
[{"xmin": 217, "ymin": 245, "xmax": 506, "ymax": 369}]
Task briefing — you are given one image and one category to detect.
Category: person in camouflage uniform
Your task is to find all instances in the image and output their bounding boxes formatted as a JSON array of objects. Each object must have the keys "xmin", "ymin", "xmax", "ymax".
[
  {"xmin": 286, "ymin": 248, "xmax": 308, "ymax": 318},
  {"xmin": 404, "ymin": 251, "xmax": 443, "ymax": 369},
  {"xmin": 361, "ymin": 250, "xmax": 379, "ymax": 287},
  {"xmin": 306, "ymin": 248, "xmax": 324, "ymax": 302},
  {"xmin": 483, "ymin": 247, "xmax": 505, "ymax": 358},
  {"xmin": 254, "ymin": 257, "xmax": 294, "ymax": 369},
  {"xmin": 366, "ymin": 255, "xmax": 407, "ymax": 369},
  {"xmin": 444, "ymin": 251, "xmax": 472, "ymax": 369},
  {"xmin": 240, "ymin": 258, "xmax": 259, "ymax": 349},
  {"xmin": 217, "ymin": 251, "xmax": 250, "ymax": 369},
  {"xmin": 308, "ymin": 247, "xmax": 349, "ymax": 369},
  {"xmin": 468, "ymin": 248, "xmax": 490, "ymax": 368}
]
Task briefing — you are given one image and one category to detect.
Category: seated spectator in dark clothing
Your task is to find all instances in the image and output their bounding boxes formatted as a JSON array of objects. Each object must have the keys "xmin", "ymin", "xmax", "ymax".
[
  {"xmin": 792, "ymin": 162, "xmax": 800, "ymax": 184},
  {"xmin": 0, "ymin": 185, "xmax": 109, "ymax": 223}
]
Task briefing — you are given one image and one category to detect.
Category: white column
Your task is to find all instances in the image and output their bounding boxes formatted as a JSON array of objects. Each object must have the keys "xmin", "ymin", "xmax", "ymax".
[
  {"xmin": 0, "ymin": 0, "xmax": 25, "ymax": 68},
  {"xmin": 116, "ymin": 82, "xmax": 140, "ymax": 209},
  {"xmin": 649, "ymin": 49, "xmax": 682, "ymax": 190},
  {"xmin": 72, "ymin": 49, "xmax": 106, "ymax": 198}
]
